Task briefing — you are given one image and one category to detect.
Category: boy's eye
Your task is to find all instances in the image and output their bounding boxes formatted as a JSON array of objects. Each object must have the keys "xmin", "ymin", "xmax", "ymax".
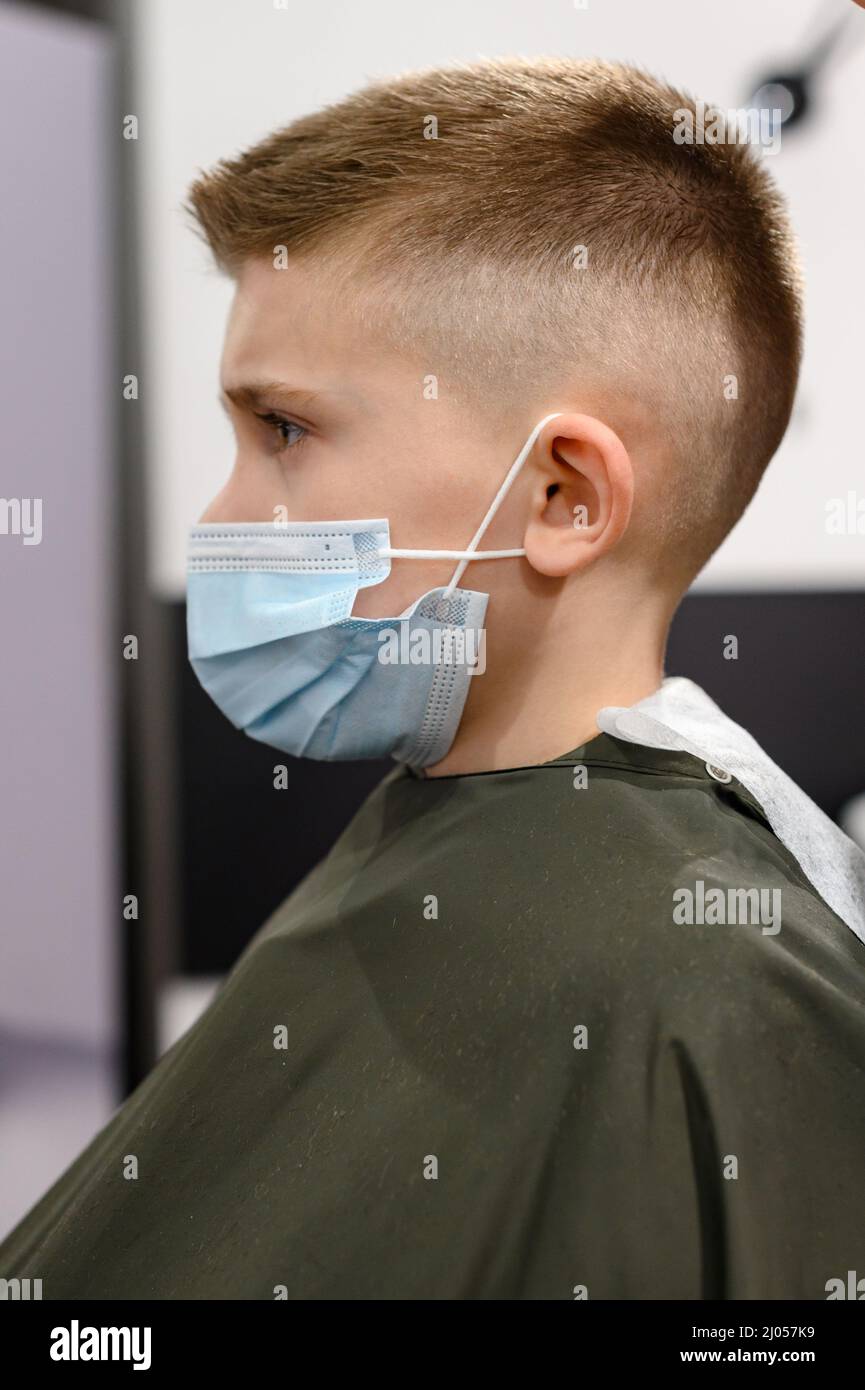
[{"xmin": 256, "ymin": 412, "xmax": 308, "ymax": 452}]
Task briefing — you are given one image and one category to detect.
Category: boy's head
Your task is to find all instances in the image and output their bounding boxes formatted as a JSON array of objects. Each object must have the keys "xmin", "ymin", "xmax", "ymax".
[{"xmin": 185, "ymin": 55, "xmax": 802, "ymax": 643}]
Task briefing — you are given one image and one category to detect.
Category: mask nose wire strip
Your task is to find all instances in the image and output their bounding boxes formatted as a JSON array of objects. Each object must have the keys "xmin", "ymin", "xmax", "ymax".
[{"xmin": 440, "ymin": 412, "xmax": 563, "ymax": 600}]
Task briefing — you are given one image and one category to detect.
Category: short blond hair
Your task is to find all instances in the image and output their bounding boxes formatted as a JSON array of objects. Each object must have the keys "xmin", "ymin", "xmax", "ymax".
[{"xmin": 186, "ymin": 56, "xmax": 803, "ymax": 582}]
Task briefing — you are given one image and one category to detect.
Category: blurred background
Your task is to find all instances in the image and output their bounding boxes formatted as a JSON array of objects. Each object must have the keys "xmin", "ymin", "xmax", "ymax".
[{"xmin": 1, "ymin": 0, "xmax": 863, "ymax": 1240}]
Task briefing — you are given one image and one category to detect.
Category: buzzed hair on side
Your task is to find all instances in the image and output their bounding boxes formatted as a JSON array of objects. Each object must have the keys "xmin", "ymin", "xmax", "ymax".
[{"xmin": 186, "ymin": 56, "xmax": 804, "ymax": 585}]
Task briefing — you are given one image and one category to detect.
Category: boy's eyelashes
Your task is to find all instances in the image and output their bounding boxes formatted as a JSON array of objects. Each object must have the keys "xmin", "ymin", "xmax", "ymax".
[
  {"xmin": 217, "ymin": 390, "xmax": 311, "ymax": 455},
  {"xmin": 253, "ymin": 411, "xmax": 309, "ymax": 454}
]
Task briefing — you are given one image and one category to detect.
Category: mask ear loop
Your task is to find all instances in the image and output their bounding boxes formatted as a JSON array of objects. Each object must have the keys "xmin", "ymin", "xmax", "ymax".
[{"xmin": 440, "ymin": 412, "xmax": 564, "ymax": 605}]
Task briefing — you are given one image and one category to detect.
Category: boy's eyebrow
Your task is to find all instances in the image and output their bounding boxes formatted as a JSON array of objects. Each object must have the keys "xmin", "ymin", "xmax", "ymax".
[{"xmin": 219, "ymin": 381, "xmax": 321, "ymax": 413}]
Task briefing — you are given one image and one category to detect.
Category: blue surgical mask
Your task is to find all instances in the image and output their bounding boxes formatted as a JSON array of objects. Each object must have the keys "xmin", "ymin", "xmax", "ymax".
[{"xmin": 186, "ymin": 412, "xmax": 562, "ymax": 768}]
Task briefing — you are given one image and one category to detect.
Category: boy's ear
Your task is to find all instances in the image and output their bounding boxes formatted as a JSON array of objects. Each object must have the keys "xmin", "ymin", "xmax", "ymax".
[{"xmin": 522, "ymin": 413, "xmax": 634, "ymax": 578}]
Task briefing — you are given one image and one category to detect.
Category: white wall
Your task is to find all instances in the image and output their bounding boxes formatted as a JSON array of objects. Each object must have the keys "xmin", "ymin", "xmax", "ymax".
[{"xmin": 134, "ymin": 0, "xmax": 865, "ymax": 597}]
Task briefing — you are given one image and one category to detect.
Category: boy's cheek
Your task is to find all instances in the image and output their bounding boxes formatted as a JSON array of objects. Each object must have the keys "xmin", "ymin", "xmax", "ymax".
[{"xmin": 349, "ymin": 566, "xmax": 454, "ymax": 620}]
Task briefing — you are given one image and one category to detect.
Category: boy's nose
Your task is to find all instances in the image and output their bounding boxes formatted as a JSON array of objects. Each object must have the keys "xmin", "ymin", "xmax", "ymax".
[{"xmin": 197, "ymin": 473, "xmax": 276, "ymax": 525}]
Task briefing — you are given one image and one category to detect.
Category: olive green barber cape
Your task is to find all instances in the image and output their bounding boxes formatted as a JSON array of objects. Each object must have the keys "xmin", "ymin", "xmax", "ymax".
[{"xmin": 3, "ymin": 731, "xmax": 865, "ymax": 1300}]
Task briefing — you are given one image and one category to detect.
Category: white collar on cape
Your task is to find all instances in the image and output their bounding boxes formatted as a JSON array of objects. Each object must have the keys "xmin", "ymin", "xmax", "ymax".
[{"xmin": 597, "ymin": 676, "xmax": 865, "ymax": 947}]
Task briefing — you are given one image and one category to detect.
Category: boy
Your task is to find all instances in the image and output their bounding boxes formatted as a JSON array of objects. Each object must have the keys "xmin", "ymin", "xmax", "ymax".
[{"xmin": 2, "ymin": 56, "xmax": 864, "ymax": 1300}]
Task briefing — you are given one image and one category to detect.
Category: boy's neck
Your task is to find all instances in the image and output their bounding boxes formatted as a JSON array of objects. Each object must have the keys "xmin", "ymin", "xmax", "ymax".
[{"xmin": 423, "ymin": 588, "xmax": 671, "ymax": 777}]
